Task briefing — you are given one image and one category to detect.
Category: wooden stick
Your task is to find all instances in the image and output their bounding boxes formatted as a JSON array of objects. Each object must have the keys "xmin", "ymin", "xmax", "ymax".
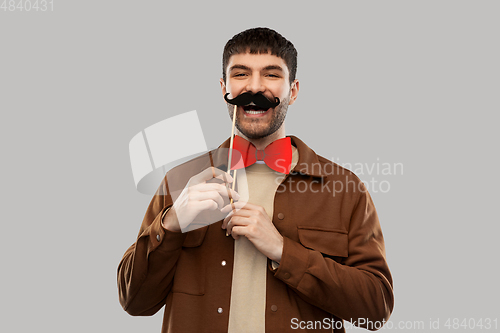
[
  {"xmin": 227, "ymin": 104, "xmax": 238, "ymax": 208},
  {"xmin": 227, "ymin": 104, "xmax": 237, "ymax": 174},
  {"xmin": 225, "ymin": 105, "xmax": 238, "ymax": 236},
  {"xmin": 232, "ymin": 169, "xmax": 237, "ymax": 192}
]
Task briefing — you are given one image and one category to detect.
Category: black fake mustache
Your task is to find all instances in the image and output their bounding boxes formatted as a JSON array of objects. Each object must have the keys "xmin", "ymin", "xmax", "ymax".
[{"xmin": 224, "ymin": 92, "xmax": 280, "ymax": 109}]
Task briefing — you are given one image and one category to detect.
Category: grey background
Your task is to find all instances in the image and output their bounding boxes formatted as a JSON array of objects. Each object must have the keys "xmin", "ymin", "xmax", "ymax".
[{"xmin": 1, "ymin": 1, "xmax": 498, "ymax": 332}]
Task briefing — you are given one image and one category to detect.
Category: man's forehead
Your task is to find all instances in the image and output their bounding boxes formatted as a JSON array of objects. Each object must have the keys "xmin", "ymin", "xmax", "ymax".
[{"xmin": 227, "ymin": 52, "xmax": 289, "ymax": 73}]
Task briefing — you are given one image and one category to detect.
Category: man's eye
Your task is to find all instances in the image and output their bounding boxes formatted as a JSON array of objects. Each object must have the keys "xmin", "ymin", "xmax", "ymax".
[
  {"xmin": 233, "ymin": 73, "xmax": 247, "ymax": 77},
  {"xmin": 267, "ymin": 74, "xmax": 280, "ymax": 78}
]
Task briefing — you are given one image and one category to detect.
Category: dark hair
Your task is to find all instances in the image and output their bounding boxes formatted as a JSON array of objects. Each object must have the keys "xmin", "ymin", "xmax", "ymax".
[{"xmin": 222, "ymin": 27, "xmax": 298, "ymax": 85}]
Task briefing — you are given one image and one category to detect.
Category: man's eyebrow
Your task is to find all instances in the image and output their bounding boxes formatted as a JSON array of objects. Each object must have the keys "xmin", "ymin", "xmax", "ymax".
[
  {"xmin": 262, "ymin": 65, "xmax": 284, "ymax": 72},
  {"xmin": 228, "ymin": 64, "xmax": 284, "ymax": 72},
  {"xmin": 228, "ymin": 64, "xmax": 251, "ymax": 72}
]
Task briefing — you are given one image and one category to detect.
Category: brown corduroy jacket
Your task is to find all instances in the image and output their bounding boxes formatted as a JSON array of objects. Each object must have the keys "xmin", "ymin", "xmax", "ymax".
[{"xmin": 118, "ymin": 136, "xmax": 394, "ymax": 332}]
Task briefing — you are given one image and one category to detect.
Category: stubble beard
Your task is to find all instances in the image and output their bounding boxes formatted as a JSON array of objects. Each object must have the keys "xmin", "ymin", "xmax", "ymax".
[{"xmin": 227, "ymin": 93, "xmax": 291, "ymax": 140}]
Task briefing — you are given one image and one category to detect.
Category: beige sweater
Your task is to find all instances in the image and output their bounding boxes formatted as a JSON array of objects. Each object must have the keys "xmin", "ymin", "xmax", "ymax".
[{"xmin": 228, "ymin": 146, "xmax": 299, "ymax": 332}]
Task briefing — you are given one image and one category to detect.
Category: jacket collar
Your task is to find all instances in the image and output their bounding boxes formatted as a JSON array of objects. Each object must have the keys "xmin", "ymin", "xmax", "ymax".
[
  {"xmin": 287, "ymin": 135, "xmax": 327, "ymax": 178},
  {"xmin": 214, "ymin": 135, "xmax": 327, "ymax": 178}
]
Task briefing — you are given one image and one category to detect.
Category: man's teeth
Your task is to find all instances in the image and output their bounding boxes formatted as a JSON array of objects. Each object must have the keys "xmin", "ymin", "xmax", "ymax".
[
  {"xmin": 243, "ymin": 104, "xmax": 267, "ymax": 114},
  {"xmin": 245, "ymin": 110, "xmax": 267, "ymax": 114}
]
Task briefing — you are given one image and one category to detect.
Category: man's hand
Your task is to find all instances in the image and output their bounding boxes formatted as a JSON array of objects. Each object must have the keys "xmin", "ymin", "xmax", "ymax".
[
  {"xmin": 221, "ymin": 201, "xmax": 283, "ymax": 262},
  {"xmin": 162, "ymin": 167, "xmax": 239, "ymax": 232}
]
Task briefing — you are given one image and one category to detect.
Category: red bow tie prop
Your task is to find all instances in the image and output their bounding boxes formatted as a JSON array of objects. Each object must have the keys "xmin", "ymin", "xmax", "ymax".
[{"xmin": 230, "ymin": 135, "xmax": 292, "ymax": 174}]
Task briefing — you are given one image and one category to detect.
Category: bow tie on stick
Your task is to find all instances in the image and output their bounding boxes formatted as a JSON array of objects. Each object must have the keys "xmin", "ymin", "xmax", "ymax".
[{"xmin": 230, "ymin": 135, "xmax": 292, "ymax": 174}]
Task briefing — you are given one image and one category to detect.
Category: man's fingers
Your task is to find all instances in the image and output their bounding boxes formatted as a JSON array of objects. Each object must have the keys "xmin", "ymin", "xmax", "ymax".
[
  {"xmin": 215, "ymin": 184, "xmax": 240, "ymax": 201},
  {"xmin": 217, "ymin": 184, "xmax": 240, "ymax": 202},
  {"xmin": 224, "ymin": 215, "xmax": 248, "ymax": 235},
  {"xmin": 230, "ymin": 226, "xmax": 246, "ymax": 240},
  {"xmin": 191, "ymin": 167, "xmax": 233, "ymax": 184},
  {"xmin": 190, "ymin": 183, "xmax": 240, "ymax": 201},
  {"xmin": 189, "ymin": 190, "xmax": 225, "ymax": 209},
  {"xmin": 220, "ymin": 200, "xmax": 254, "ymax": 214},
  {"xmin": 195, "ymin": 199, "xmax": 220, "ymax": 212},
  {"xmin": 212, "ymin": 167, "xmax": 235, "ymax": 183},
  {"xmin": 222, "ymin": 208, "xmax": 254, "ymax": 229}
]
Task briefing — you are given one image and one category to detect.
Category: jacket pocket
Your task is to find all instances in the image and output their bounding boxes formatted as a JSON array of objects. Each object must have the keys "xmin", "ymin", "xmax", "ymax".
[
  {"xmin": 172, "ymin": 227, "xmax": 208, "ymax": 295},
  {"xmin": 297, "ymin": 226, "xmax": 348, "ymax": 258}
]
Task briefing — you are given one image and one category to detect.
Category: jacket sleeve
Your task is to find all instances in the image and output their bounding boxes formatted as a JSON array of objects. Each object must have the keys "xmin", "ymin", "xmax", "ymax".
[
  {"xmin": 274, "ymin": 182, "xmax": 394, "ymax": 330},
  {"xmin": 117, "ymin": 179, "xmax": 187, "ymax": 316}
]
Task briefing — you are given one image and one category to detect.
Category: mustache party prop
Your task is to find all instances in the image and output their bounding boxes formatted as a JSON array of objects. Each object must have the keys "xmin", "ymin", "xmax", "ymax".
[{"xmin": 224, "ymin": 92, "xmax": 280, "ymax": 109}]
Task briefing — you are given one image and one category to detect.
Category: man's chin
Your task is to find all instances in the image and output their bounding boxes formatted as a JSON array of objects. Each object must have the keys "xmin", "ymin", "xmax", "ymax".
[{"xmin": 236, "ymin": 126, "xmax": 274, "ymax": 140}]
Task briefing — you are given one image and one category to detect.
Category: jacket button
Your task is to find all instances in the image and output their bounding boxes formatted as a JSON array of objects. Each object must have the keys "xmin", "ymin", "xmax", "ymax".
[
  {"xmin": 217, "ymin": 307, "xmax": 223, "ymax": 314},
  {"xmin": 221, "ymin": 260, "xmax": 227, "ymax": 266},
  {"xmin": 271, "ymin": 305, "xmax": 278, "ymax": 312},
  {"xmin": 284, "ymin": 273, "xmax": 290, "ymax": 279},
  {"xmin": 156, "ymin": 234, "xmax": 161, "ymax": 242},
  {"xmin": 277, "ymin": 213, "xmax": 285, "ymax": 220}
]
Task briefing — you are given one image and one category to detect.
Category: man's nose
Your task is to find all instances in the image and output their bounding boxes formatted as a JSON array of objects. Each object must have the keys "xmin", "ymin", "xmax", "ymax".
[{"xmin": 245, "ymin": 75, "xmax": 265, "ymax": 94}]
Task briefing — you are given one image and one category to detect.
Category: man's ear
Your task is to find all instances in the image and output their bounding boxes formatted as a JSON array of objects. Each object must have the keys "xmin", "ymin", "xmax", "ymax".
[
  {"xmin": 220, "ymin": 78, "xmax": 227, "ymax": 100},
  {"xmin": 288, "ymin": 79, "xmax": 300, "ymax": 106}
]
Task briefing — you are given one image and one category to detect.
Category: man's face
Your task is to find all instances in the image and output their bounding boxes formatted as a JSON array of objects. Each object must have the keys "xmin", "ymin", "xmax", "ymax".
[{"xmin": 221, "ymin": 52, "xmax": 298, "ymax": 140}]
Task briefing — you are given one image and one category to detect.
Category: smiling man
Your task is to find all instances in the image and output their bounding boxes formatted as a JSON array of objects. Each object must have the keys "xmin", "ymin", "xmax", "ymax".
[
  {"xmin": 118, "ymin": 27, "xmax": 394, "ymax": 332},
  {"xmin": 222, "ymin": 51, "xmax": 297, "ymax": 145}
]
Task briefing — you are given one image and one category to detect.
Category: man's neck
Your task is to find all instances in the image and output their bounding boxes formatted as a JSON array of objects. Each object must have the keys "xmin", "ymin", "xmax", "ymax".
[{"xmin": 235, "ymin": 127, "xmax": 286, "ymax": 150}]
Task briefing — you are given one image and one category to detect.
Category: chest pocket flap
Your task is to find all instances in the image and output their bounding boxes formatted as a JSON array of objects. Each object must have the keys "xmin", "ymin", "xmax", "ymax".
[{"xmin": 297, "ymin": 226, "xmax": 348, "ymax": 258}]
